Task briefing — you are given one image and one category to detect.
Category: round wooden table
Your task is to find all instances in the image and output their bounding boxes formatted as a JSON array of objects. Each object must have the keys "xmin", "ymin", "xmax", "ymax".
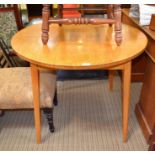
[{"xmin": 11, "ymin": 24, "xmax": 147, "ymax": 144}]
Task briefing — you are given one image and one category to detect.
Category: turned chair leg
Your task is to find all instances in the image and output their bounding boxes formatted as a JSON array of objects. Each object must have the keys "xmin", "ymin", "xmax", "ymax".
[
  {"xmin": 53, "ymin": 88, "xmax": 58, "ymax": 106},
  {"xmin": 42, "ymin": 4, "xmax": 50, "ymax": 45},
  {"xmin": 58, "ymin": 4, "xmax": 63, "ymax": 18},
  {"xmin": 113, "ymin": 4, "xmax": 122, "ymax": 46},
  {"xmin": 43, "ymin": 108, "xmax": 55, "ymax": 133},
  {"xmin": 107, "ymin": 4, "xmax": 114, "ymax": 27},
  {"xmin": 58, "ymin": 4, "xmax": 63, "ymax": 26}
]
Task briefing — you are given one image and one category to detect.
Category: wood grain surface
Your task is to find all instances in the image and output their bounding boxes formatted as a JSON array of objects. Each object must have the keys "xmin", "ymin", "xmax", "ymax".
[{"xmin": 11, "ymin": 24, "xmax": 147, "ymax": 70}]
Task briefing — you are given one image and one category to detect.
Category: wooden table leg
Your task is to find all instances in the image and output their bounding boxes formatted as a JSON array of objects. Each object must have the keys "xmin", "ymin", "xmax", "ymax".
[
  {"xmin": 122, "ymin": 61, "xmax": 131, "ymax": 142},
  {"xmin": 121, "ymin": 69, "xmax": 124, "ymax": 116},
  {"xmin": 31, "ymin": 64, "xmax": 41, "ymax": 144}
]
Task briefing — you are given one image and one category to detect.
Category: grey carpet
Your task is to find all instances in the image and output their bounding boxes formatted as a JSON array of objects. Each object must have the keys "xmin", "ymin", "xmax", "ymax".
[{"xmin": 0, "ymin": 77, "xmax": 148, "ymax": 150}]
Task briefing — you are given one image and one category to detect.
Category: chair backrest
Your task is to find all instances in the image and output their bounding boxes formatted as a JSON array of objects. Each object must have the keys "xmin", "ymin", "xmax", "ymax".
[
  {"xmin": 41, "ymin": 4, "xmax": 122, "ymax": 46},
  {"xmin": 57, "ymin": 4, "xmax": 110, "ymax": 18},
  {"xmin": 0, "ymin": 4, "xmax": 23, "ymax": 47},
  {"xmin": 0, "ymin": 4, "xmax": 23, "ymax": 30},
  {"xmin": 0, "ymin": 38, "xmax": 17, "ymax": 67}
]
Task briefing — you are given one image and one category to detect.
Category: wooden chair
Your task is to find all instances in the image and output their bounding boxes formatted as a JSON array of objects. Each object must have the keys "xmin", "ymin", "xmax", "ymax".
[
  {"xmin": 41, "ymin": 4, "xmax": 120, "ymax": 90},
  {"xmin": 0, "ymin": 37, "xmax": 58, "ymax": 133},
  {"xmin": 41, "ymin": 4, "xmax": 122, "ymax": 46}
]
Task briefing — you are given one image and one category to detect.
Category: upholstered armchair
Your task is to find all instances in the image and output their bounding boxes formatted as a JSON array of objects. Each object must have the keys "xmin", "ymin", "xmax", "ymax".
[
  {"xmin": 0, "ymin": 5, "xmax": 58, "ymax": 134},
  {"xmin": 0, "ymin": 37, "xmax": 58, "ymax": 133},
  {"xmin": 0, "ymin": 67, "xmax": 57, "ymax": 133}
]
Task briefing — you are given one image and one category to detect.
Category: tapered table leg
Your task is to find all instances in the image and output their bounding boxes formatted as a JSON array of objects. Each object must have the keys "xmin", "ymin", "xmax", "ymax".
[
  {"xmin": 122, "ymin": 61, "xmax": 131, "ymax": 142},
  {"xmin": 31, "ymin": 64, "xmax": 41, "ymax": 144}
]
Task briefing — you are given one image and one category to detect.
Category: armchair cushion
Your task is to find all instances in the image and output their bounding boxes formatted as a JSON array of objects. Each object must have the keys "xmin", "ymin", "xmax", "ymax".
[{"xmin": 0, "ymin": 67, "xmax": 56, "ymax": 109}]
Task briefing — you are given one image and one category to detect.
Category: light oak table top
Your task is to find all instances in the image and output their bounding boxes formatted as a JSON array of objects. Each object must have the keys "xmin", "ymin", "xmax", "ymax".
[{"xmin": 11, "ymin": 24, "xmax": 147, "ymax": 69}]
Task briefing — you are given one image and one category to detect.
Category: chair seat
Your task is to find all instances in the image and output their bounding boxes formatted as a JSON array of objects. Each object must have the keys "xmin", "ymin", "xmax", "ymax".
[{"xmin": 0, "ymin": 67, "xmax": 56, "ymax": 109}]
